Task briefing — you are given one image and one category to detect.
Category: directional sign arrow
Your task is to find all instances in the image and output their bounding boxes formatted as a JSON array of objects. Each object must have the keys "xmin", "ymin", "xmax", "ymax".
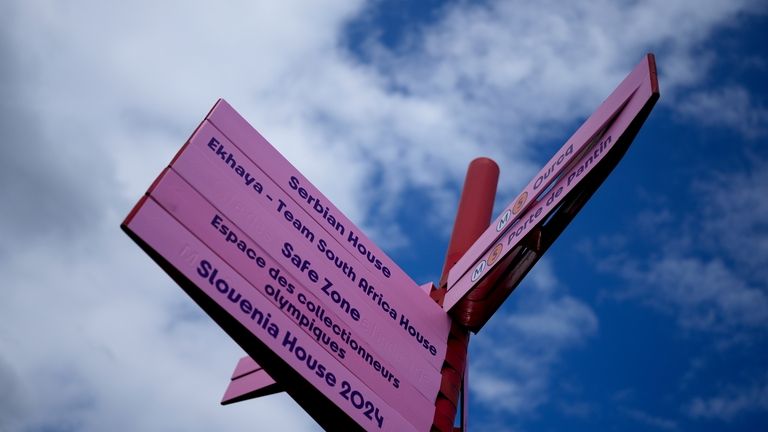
[
  {"xmin": 122, "ymin": 100, "xmax": 450, "ymax": 431},
  {"xmin": 444, "ymin": 54, "xmax": 660, "ymax": 331}
]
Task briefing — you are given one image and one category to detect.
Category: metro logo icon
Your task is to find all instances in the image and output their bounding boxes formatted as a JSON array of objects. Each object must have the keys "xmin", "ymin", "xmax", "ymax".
[
  {"xmin": 486, "ymin": 244, "xmax": 503, "ymax": 266},
  {"xmin": 470, "ymin": 260, "xmax": 486, "ymax": 283},
  {"xmin": 496, "ymin": 210, "xmax": 511, "ymax": 232},
  {"xmin": 511, "ymin": 191, "xmax": 528, "ymax": 215}
]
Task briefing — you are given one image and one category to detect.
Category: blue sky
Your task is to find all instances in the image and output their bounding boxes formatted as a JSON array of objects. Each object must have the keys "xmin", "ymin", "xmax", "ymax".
[{"xmin": 1, "ymin": 1, "xmax": 766, "ymax": 431}]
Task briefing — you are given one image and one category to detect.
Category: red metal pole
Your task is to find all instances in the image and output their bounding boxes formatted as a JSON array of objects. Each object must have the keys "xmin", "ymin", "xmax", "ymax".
[{"xmin": 431, "ymin": 157, "xmax": 499, "ymax": 431}]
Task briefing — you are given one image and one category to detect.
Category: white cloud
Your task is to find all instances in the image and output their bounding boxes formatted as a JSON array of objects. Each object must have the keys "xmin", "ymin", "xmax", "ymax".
[
  {"xmin": 608, "ymin": 255, "xmax": 768, "ymax": 331},
  {"xmin": 678, "ymin": 86, "xmax": 768, "ymax": 139},
  {"xmin": 687, "ymin": 375, "xmax": 768, "ymax": 421},
  {"xmin": 593, "ymin": 158, "xmax": 768, "ymax": 335},
  {"xmin": 469, "ymin": 261, "xmax": 598, "ymax": 417},
  {"xmin": 0, "ymin": 216, "xmax": 321, "ymax": 432},
  {"xmin": 697, "ymin": 162, "xmax": 768, "ymax": 284},
  {"xmin": 622, "ymin": 407, "xmax": 679, "ymax": 431}
]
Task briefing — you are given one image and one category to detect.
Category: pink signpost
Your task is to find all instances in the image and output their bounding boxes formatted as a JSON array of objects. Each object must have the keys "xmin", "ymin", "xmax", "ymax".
[
  {"xmin": 122, "ymin": 99, "xmax": 455, "ymax": 430},
  {"xmin": 122, "ymin": 54, "xmax": 660, "ymax": 431},
  {"xmin": 443, "ymin": 54, "xmax": 660, "ymax": 327}
]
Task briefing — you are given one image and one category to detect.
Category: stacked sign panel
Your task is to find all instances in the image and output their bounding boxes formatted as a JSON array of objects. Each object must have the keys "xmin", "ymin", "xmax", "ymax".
[{"xmin": 122, "ymin": 100, "xmax": 451, "ymax": 431}]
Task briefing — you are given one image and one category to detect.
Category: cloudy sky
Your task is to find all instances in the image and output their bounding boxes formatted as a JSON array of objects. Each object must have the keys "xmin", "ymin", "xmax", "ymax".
[{"xmin": 1, "ymin": 0, "xmax": 766, "ymax": 431}]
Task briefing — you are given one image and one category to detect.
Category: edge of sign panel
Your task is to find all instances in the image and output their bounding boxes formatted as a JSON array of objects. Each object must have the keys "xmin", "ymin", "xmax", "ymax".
[
  {"xmin": 222, "ymin": 356, "xmax": 283, "ymax": 404},
  {"xmin": 232, "ymin": 355, "xmax": 262, "ymax": 380},
  {"xmin": 446, "ymin": 54, "xmax": 658, "ymax": 291},
  {"xmin": 444, "ymin": 54, "xmax": 659, "ymax": 314},
  {"xmin": 205, "ymin": 101, "xmax": 451, "ymax": 340},
  {"xmin": 122, "ymin": 199, "xmax": 423, "ymax": 432}
]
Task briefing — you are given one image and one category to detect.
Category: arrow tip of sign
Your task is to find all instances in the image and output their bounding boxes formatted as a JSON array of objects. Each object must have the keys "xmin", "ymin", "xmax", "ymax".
[
  {"xmin": 646, "ymin": 53, "xmax": 660, "ymax": 96},
  {"xmin": 221, "ymin": 366, "xmax": 281, "ymax": 405}
]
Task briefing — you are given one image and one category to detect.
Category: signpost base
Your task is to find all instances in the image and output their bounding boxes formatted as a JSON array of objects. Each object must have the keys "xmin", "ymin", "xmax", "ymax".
[{"xmin": 120, "ymin": 54, "xmax": 659, "ymax": 431}]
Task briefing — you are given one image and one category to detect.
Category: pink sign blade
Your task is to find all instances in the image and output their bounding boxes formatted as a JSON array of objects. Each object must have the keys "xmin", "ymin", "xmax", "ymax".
[
  {"xmin": 123, "ymin": 198, "xmax": 424, "ymax": 431},
  {"xmin": 444, "ymin": 54, "xmax": 660, "ymax": 327},
  {"xmin": 181, "ymin": 115, "xmax": 448, "ymax": 369},
  {"xmin": 447, "ymin": 54, "xmax": 657, "ymax": 292},
  {"xmin": 447, "ymin": 91, "xmax": 635, "ymax": 289},
  {"xmin": 165, "ymin": 121, "xmax": 445, "ymax": 388}
]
